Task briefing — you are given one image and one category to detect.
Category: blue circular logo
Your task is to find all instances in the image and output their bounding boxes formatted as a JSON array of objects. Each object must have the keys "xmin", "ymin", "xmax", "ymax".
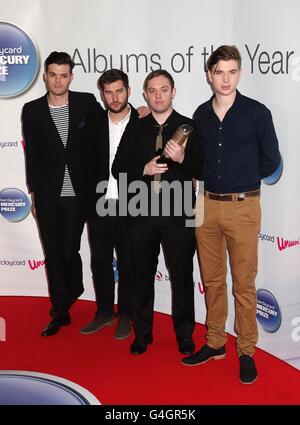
[
  {"xmin": 0, "ymin": 371, "xmax": 100, "ymax": 405},
  {"xmin": 0, "ymin": 188, "xmax": 31, "ymax": 222},
  {"xmin": 263, "ymin": 158, "xmax": 283, "ymax": 185},
  {"xmin": 112, "ymin": 256, "xmax": 119, "ymax": 283},
  {"xmin": 256, "ymin": 289, "xmax": 282, "ymax": 332},
  {"xmin": 0, "ymin": 22, "xmax": 39, "ymax": 97}
]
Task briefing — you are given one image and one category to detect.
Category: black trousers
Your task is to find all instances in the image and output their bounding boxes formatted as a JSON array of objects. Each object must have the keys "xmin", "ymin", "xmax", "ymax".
[
  {"xmin": 87, "ymin": 214, "xmax": 133, "ymax": 318},
  {"xmin": 130, "ymin": 224, "xmax": 196, "ymax": 343},
  {"xmin": 36, "ymin": 197, "xmax": 85, "ymax": 317}
]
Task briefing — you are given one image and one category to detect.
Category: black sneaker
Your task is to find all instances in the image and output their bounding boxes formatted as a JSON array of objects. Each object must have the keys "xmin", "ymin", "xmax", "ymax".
[
  {"xmin": 80, "ymin": 314, "xmax": 114, "ymax": 335},
  {"xmin": 181, "ymin": 344, "xmax": 226, "ymax": 366},
  {"xmin": 239, "ymin": 355, "xmax": 258, "ymax": 384},
  {"xmin": 114, "ymin": 317, "xmax": 131, "ymax": 340}
]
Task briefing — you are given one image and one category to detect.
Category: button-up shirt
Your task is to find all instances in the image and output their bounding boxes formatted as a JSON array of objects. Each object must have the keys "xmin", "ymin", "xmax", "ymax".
[
  {"xmin": 194, "ymin": 90, "xmax": 281, "ymax": 193},
  {"xmin": 106, "ymin": 106, "xmax": 131, "ymax": 199}
]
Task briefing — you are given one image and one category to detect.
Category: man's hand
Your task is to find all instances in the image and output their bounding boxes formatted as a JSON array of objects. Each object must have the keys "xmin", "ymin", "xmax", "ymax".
[
  {"xmin": 143, "ymin": 155, "xmax": 168, "ymax": 176},
  {"xmin": 163, "ymin": 139, "xmax": 187, "ymax": 164},
  {"xmin": 137, "ymin": 106, "xmax": 150, "ymax": 119}
]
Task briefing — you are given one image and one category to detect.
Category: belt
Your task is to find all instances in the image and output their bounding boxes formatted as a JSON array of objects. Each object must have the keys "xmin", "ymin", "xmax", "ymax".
[{"xmin": 205, "ymin": 190, "xmax": 260, "ymax": 202}]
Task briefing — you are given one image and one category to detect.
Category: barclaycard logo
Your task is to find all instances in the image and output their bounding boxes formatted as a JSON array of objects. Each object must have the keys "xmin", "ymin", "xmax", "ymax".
[
  {"xmin": 0, "ymin": 22, "xmax": 39, "ymax": 97},
  {"xmin": 0, "ymin": 371, "xmax": 101, "ymax": 405}
]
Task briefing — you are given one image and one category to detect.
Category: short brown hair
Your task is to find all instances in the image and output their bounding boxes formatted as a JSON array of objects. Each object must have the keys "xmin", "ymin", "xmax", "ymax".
[
  {"xmin": 97, "ymin": 69, "xmax": 129, "ymax": 91},
  {"xmin": 143, "ymin": 69, "xmax": 175, "ymax": 91},
  {"xmin": 207, "ymin": 45, "xmax": 241, "ymax": 72}
]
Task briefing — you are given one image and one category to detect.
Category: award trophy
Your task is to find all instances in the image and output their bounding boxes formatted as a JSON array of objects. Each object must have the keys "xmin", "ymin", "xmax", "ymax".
[{"xmin": 156, "ymin": 124, "xmax": 192, "ymax": 166}]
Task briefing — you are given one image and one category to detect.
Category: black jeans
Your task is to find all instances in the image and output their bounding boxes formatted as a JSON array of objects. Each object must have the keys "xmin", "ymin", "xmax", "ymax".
[
  {"xmin": 130, "ymin": 224, "xmax": 196, "ymax": 343},
  {"xmin": 87, "ymin": 214, "xmax": 133, "ymax": 318},
  {"xmin": 36, "ymin": 197, "xmax": 85, "ymax": 317}
]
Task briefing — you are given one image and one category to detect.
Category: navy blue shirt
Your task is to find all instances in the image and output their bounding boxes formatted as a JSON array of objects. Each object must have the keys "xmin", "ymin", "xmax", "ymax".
[{"xmin": 194, "ymin": 90, "xmax": 281, "ymax": 193}]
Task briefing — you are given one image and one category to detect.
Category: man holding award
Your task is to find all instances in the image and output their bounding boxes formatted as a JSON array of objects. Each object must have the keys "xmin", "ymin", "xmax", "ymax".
[{"xmin": 112, "ymin": 70, "xmax": 203, "ymax": 355}]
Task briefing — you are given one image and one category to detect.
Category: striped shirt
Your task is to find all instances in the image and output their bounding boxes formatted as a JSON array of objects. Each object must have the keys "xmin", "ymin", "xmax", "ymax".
[{"xmin": 49, "ymin": 102, "xmax": 75, "ymax": 197}]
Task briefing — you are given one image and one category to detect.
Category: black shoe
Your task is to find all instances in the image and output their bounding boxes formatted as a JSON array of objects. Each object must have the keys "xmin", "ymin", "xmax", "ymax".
[
  {"xmin": 181, "ymin": 344, "xmax": 226, "ymax": 366},
  {"xmin": 130, "ymin": 336, "xmax": 153, "ymax": 355},
  {"xmin": 80, "ymin": 314, "xmax": 115, "ymax": 335},
  {"xmin": 239, "ymin": 355, "xmax": 258, "ymax": 384},
  {"xmin": 114, "ymin": 317, "xmax": 131, "ymax": 340},
  {"xmin": 177, "ymin": 338, "xmax": 195, "ymax": 355},
  {"xmin": 41, "ymin": 315, "xmax": 71, "ymax": 336}
]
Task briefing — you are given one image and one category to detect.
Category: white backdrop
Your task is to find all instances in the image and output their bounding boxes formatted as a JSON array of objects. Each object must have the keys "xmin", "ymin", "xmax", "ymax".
[{"xmin": 1, "ymin": 0, "xmax": 300, "ymax": 370}]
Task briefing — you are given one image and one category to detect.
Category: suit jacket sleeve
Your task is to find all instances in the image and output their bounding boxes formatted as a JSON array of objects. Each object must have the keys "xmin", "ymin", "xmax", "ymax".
[
  {"xmin": 22, "ymin": 103, "xmax": 37, "ymax": 194},
  {"xmin": 112, "ymin": 118, "xmax": 148, "ymax": 183},
  {"xmin": 175, "ymin": 122, "xmax": 203, "ymax": 180}
]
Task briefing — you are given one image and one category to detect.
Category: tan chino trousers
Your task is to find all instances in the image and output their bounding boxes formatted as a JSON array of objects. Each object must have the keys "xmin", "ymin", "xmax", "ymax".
[{"xmin": 196, "ymin": 193, "xmax": 261, "ymax": 356}]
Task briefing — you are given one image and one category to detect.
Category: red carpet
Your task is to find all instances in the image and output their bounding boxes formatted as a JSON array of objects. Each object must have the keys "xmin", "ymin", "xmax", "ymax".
[{"xmin": 0, "ymin": 296, "xmax": 300, "ymax": 405}]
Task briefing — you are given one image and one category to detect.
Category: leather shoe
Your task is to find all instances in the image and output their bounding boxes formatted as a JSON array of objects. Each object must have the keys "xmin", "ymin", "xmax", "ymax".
[
  {"xmin": 41, "ymin": 315, "xmax": 71, "ymax": 336},
  {"xmin": 130, "ymin": 336, "xmax": 153, "ymax": 355},
  {"xmin": 239, "ymin": 355, "xmax": 258, "ymax": 384},
  {"xmin": 178, "ymin": 338, "xmax": 195, "ymax": 355},
  {"xmin": 181, "ymin": 344, "xmax": 226, "ymax": 366}
]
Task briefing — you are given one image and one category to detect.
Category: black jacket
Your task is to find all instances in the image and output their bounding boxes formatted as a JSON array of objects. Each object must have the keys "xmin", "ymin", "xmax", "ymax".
[
  {"xmin": 85, "ymin": 105, "xmax": 139, "ymax": 220},
  {"xmin": 112, "ymin": 109, "xmax": 203, "ymax": 226},
  {"xmin": 22, "ymin": 90, "xmax": 101, "ymax": 212}
]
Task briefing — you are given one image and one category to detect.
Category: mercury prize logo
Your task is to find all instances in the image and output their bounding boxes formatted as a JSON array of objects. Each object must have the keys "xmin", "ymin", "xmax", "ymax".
[
  {"xmin": 263, "ymin": 158, "xmax": 283, "ymax": 185},
  {"xmin": 0, "ymin": 22, "xmax": 39, "ymax": 97},
  {"xmin": 256, "ymin": 289, "xmax": 282, "ymax": 332},
  {"xmin": 0, "ymin": 371, "xmax": 100, "ymax": 405},
  {"xmin": 112, "ymin": 256, "xmax": 119, "ymax": 283},
  {"xmin": 0, "ymin": 188, "xmax": 31, "ymax": 222}
]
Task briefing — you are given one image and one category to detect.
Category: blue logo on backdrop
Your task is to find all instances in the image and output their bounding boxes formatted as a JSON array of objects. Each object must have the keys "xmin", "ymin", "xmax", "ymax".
[
  {"xmin": 256, "ymin": 289, "xmax": 282, "ymax": 332},
  {"xmin": 263, "ymin": 158, "xmax": 283, "ymax": 185},
  {"xmin": 112, "ymin": 256, "xmax": 119, "ymax": 283},
  {"xmin": 0, "ymin": 371, "xmax": 100, "ymax": 405},
  {"xmin": 0, "ymin": 188, "xmax": 30, "ymax": 222},
  {"xmin": 0, "ymin": 22, "xmax": 39, "ymax": 97}
]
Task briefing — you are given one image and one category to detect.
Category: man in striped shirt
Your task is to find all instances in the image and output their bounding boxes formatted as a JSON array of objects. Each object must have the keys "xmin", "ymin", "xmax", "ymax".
[{"xmin": 22, "ymin": 51, "xmax": 101, "ymax": 336}]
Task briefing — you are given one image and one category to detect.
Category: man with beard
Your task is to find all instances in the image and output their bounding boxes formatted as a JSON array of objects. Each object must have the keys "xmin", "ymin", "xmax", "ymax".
[{"xmin": 80, "ymin": 69, "xmax": 137, "ymax": 340}]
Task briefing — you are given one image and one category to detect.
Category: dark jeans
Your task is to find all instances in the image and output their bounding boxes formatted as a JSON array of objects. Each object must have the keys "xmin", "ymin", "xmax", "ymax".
[
  {"xmin": 36, "ymin": 197, "xmax": 85, "ymax": 317},
  {"xmin": 87, "ymin": 214, "xmax": 133, "ymax": 318},
  {"xmin": 130, "ymin": 224, "xmax": 196, "ymax": 343}
]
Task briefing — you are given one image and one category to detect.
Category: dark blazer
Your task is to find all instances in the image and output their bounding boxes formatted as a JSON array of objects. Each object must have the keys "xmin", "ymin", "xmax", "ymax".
[
  {"xmin": 86, "ymin": 105, "xmax": 139, "ymax": 220},
  {"xmin": 112, "ymin": 109, "xmax": 203, "ymax": 226},
  {"xmin": 22, "ymin": 90, "xmax": 102, "ymax": 212}
]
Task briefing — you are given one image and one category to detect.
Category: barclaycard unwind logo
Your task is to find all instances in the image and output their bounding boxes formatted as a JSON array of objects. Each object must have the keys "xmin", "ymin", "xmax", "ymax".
[
  {"xmin": 0, "ymin": 22, "xmax": 39, "ymax": 97},
  {"xmin": 0, "ymin": 188, "xmax": 31, "ymax": 222}
]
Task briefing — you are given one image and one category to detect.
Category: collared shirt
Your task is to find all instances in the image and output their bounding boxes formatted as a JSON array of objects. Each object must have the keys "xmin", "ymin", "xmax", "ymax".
[
  {"xmin": 106, "ymin": 105, "xmax": 131, "ymax": 199},
  {"xmin": 194, "ymin": 90, "xmax": 281, "ymax": 194}
]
